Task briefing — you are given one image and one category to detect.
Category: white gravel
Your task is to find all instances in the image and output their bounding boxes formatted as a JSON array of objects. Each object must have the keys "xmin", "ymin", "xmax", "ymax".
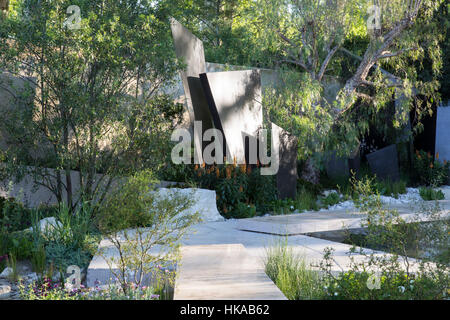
[{"xmin": 320, "ymin": 187, "xmax": 436, "ymax": 211}]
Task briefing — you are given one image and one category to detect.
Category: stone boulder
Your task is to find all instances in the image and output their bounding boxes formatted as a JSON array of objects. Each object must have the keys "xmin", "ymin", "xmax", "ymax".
[
  {"xmin": 154, "ymin": 188, "xmax": 224, "ymax": 222},
  {"xmin": 25, "ymin": 217, "xmax": 62, "ymax": 234},
  {"xmin": 0, "ymin": 285, "xmax": 11, "ymax": 300},
  {"xmin": 0, "ymin": 267, "xmax": 12, "ymax": 279}
]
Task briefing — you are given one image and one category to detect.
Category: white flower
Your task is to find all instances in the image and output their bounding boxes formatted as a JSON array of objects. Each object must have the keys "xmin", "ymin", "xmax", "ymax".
[
  {"xmin": 334, "ymin": 292, "xmax": 338, "ymax": 296},
  {"xmin": 398, "ymin": 286, "xmax": 405, "ymax": 293},
  {"xmin": 290, "ymin": 206, "xmax": 294, "ymax": 210}
]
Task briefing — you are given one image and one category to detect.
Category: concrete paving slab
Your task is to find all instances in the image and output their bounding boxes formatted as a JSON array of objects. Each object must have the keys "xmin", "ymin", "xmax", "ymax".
[
  {"xmin": 174, "ymin": 244, "xmax": 287, "ymax": 300},
  {"xmin": 86, "ymin": 201, "xmax": 445, "ymax": 297},
  {"xmin": 236, "ymin": 202, "xmax": 450, "ymax": 236}
]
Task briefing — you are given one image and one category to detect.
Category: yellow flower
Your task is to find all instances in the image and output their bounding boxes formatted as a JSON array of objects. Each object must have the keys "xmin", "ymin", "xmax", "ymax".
[
  {"xmin": 430, "ymin": 163, "xmax": 434, "ymax": 169},
  {"xmin": 436, "ymin": 152, "xmax": 439, "ymax": 160}
]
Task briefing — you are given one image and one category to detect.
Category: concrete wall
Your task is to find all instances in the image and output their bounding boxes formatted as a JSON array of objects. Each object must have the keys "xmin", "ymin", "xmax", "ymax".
[{"xmin": 435, "ymin": 102, "xmax": 450, "ymax": 163}]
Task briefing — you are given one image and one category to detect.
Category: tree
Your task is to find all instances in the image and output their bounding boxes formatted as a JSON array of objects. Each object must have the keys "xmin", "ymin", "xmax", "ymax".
[
  {"xmin": 0, "ymin": 0, "xmax": 184, "ymax": 209},
  {"xmin": 168, "ymin": 0, "xmax": 276, "ymax": 67},
  {"xmin": 257, "ymin": 0, "xmax": 444, "ymax": 175}
]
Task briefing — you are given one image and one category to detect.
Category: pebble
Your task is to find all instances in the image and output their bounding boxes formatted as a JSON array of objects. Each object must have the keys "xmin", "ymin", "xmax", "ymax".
[
  {"xmin": 0, "ymin": 267, "xmax": 13, "ymax": 279},
  {"xmin": 0, "ymin": 285, "xmax": 11, "ymax": 300}
]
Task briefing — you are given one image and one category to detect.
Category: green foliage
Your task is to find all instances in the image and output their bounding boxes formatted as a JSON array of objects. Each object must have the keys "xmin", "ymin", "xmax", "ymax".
[
  {"xmin": 373, "ymin": 179, "xmax": 407, "ymax": 199},
  {"xmin": 0, "ymin": 197, "xmax": 31, "ymax": 232},
  {"xmin": 413, "ymin": 150, "xmax": 449, "ymax": 186},
  {"xmin": 31, "ymin": 243, "xmax": 46, "ymax": 276},
  {"xmin": 46, "ymin": 202, "xmax": 95, "ymax": 249},
  {"xmin": 295, "ymin": 187, "xmax": 320, "ymax": 212},
  {"xmin": 319, "ymin": 247, "xmax": 449, "ymax": 300},
  {"xmin": 97, "ymin": 170, "xmax": 162, "ymax": 232},
  {"xmin": 6, "ymin": 252, "xmax": 18, "ymax": 282},
  {"xmin": 268, "ymin": 185, "xmax": 321, "ymax": 214},
  {"xmin": 321, "ymin": 192, "xmax": 341, "ymax": 208},
  {"xmin": 419, "ymin": 187, "xmax": 445, "ymax": 201},
  {"xmin": 232, "ymin": 202, "xmax": 257, "ymax": 219},
  {"xmin": 19, "ymin": 279, "xmax": 165, "ymax": 300},
  {"xmin": 0, "ymin": 0, "xmax": 184, "ymax": 208},
  {"xmin": 160, "ymin": 163, "xmax": 277, "ymax": 218},
  {"xmin": 264, "ymin": 239, "xmax": 323, "ymax": 300},
  {"xmin": 269, "ymin": 198, "xmax": 297, "ymax": 215},
  {"xmin": 44, "ymin": 241, "xmax": 93, "ymax": 272},
  {"xmin": 2, "ymin": 231, "xmax": 34, "ymax": 260},
  {"xmin": 97, "ymin": 169, "xmax": 200, "ymax": 294},
  {"xmin": 315, "ymin": 177, "xmax": 449, "ymax": 300}
]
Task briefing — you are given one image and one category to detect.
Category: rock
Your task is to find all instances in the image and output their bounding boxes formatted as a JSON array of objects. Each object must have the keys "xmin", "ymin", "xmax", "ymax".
[
  {"xmin": 25, "ymin": 217, "xmax": 62, "ymax": 234},
  {"xmin": 154, "ymin": 188, "xmax": 225, "ymax": 222},
  {"xmin": 26, "ymin": 272, "xmax": 38, "ymax": 283},
  {"xmin": 0, "ymin": 267, "xmax": 13, "ymax": 279},
  {"xmin": 0, "ymin": 285, "xmax": 11, "ymax": 299},
  {"xmin": 301, "ymin": 158, "xmax": 320, "ymax": 185}
]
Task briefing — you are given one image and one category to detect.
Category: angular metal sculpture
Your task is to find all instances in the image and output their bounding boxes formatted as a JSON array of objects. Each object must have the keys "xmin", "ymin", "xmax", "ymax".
[
  {"xmin": 200, "ymin": 70, "xmax": 263, "ymax": 164},
  {"xmin": 170, "ymin": 18, "xmax": 214, "ymax": 163},
  {"xmin": 366, "ymin": 144, "xmax": 400, "ymax": 181},
  {"xmin": 272, "ymin": 122, "xmax": 298, "ymax": 199}
]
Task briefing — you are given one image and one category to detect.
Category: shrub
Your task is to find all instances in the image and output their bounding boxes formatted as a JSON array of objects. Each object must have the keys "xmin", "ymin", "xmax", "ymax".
[
  {"xmin": 264, "ymin": 239, "xmax": 323, "ymax": 300},
  {"xmin": 19, "ymin": 278, "xmax": 164, "ymax": 300},
  {"xmin": 230, "ymin": 202, "xmax": 257, "ymax": 219},
  {"xmin": 296, "ymin": 186, "xmax": 319, "ymax": 211},
  {"xmin": 321, "ymin": 192, "xmax": 341, "ymax": 208},
  {"xmin": 419, "ymin": 187, "xmax": 445, "ymax": 201},
  {"xmin": 0, "ymin": 197, "xmax": 32, "ymax": 232},
  {"xmin": 161, "ymin": 162, "xmax": 278, "ymax": 218},
  {"xmin": 413, "ymin": 150, "xmax": 449, "ymax": 186},
  {"xmin": 316, "ymin": 177, "xmax": 449, "ymax": 300},
  {"xmin": 97, "ymin": 169, "xmax": 200, "ymax": 294},
  {"xmin": 374, "ymin": 179, "xmax": 407, "ymax": 199},
  {"xmin": 270, "ymin": 198, "xmax": 297, "ymax": 215},
  {"xmin": 44, "ymin": 241, "xmax": 93, "ymax": 272},
  {"xmin": 3, "ymin": 231, "xmax": 34, "ymax": 260}
]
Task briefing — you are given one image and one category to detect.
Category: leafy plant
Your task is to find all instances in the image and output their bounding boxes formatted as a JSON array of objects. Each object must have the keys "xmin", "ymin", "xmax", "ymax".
[
  {"xmin": 374, "ymin": 179, "xmax": 407, "ymax": 199},
  {"xmin": 232, "ymin": 202, "xmax": 257, "ymax": 219},
  {"xmin": 316, "ymin": 176, "xmax": 449, "ymax": 300},
  {"xmin": 419, "ymin": 187, "xmax": 445, "ymax": 201},
  {"xmin": 97, "ymin": 169, "xmax": 200, "ymax": 294},
  {"xmin": 321, "ymin": 192, "xmax": 341, "ymax": 208},
  {"xmin": 413, "ymin": 150, "xmax": 449, "ymax": 186},
  {"xmin": 166, "ymin": 162, "xmax": 277, "ymax": 218},
  {"xmin": 264, "ymin": 239, "xmax": 323, "ymax": 300},
  {"xmin": 31, "ymin": 243, "xmax": 46, "ymax": 277},
  {"xmin": 6, "ymin": 252, "xmax": 18, "ymax": 282}
]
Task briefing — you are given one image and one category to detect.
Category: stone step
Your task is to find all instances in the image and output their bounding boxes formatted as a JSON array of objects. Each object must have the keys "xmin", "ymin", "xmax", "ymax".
[{"xmin": 174, "ymin": 244, "xmax": 287, "ymax": 300}]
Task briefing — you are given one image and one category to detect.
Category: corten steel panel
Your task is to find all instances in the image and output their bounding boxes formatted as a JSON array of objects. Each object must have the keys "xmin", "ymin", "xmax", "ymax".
[
  {"xmin": 272, "ymin": 122, "xmax": 298, "ymax": 200},
  {"xmin": 170, "ymin": 18, "xmax": 214, "ymax": 163},
  {"xmin": 366, "ymin": 144, "xmax": 400, "ymax": 181},
  {"xmin": 200, "ymin": 70, "xmax": 263, "ymax": 164}
]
